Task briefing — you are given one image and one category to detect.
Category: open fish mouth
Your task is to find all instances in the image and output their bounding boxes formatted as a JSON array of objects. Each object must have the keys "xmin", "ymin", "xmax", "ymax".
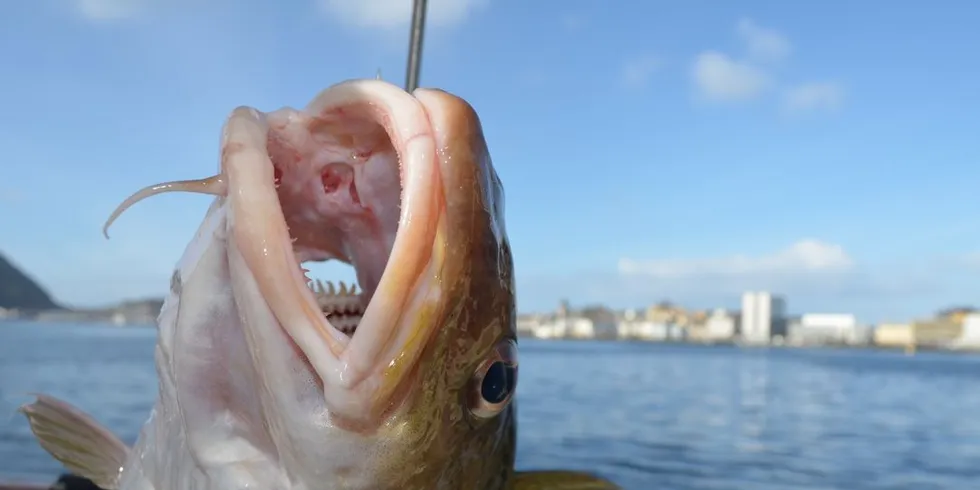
[
  {"xmin": 255, "ymin": 91, "xmax": 417, "ymax": 340},
  {"xmin": 223, "ymin": 80, "xmax": 444, "ymax": 393},
  {"xmin": 104, "ymin": 80, "xmax": 445, "ymax": 404}
]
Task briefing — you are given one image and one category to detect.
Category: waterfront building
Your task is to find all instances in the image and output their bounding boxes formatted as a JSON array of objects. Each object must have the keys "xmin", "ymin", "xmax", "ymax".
[
  {"xmin": 617, "ymin": 320, "xmax": 670, "ymax": 341},
  {"xmin": 667, "ymin": 323, "xmax": 688, "ymax": 341},
  {"xmin": 788, "ymin": 313, "xmax": 869, "ymax": 346},
  {"xmin": 528, "ymin": 319, "xmax": 566, "ymax": 339},
  {"xmin": 912, "ymin": 319, "xmax": 962, "ymax": 348},
  {"xmin": 564, "ymin": 316, "xmax": 596, "ymax": 339},
  {"xmin": 519, "ymin": 300, "xmax": 617, "ymax": 340},
  {"xmin": 936, "ymin": 306, "xmax": 977, "ymax": 325},
  {"xmin": 952, "ymin": 313, "xmax": 980, "ymax": 350},
  {"xmin": 516, "ymin": 314, "xmax": 538, "ymax": 336},
  {"xmin": 704, "ymin": 309, "xmax": 738, "ymax": 342},
  {"xmin": 644, "ymin": 301, "xmax": 692, "ymax": 325},
  {"xmin": 617, "ymin": 309, "xmax": 667, "ymax": 340},
  {"xmin": 579, "ymin": 306, "xmax": 619, "ymax": 339},
  {"xmin": 740, "ymin": 291, "xmax": 787, "ymax": 344},
  {"xmin": 873, "ymin": 323, "xmax": 913, "ymax": 347}
]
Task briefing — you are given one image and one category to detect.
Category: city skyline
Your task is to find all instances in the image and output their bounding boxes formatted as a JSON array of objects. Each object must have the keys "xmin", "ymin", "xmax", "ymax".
[
  {"xmin": 517, "ymin": 290, "xmax": 979, "ymax": 352},
  {"xmin": 2, "ymin": 1, "xmax": 980, "ymax": 324},
  {"xmin": 518, "ymin": 292, "xmax": 976, "ymax": 327}
]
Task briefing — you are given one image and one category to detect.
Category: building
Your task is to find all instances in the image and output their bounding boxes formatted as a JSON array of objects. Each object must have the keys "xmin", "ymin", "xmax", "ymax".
[
  {"xmin": 527, "ymin": 318, "xmax": 566, "ymax": 339},
  {"xmin": 873, "ymin": 323, "xmax": 913, "ymax": 347},
  {"xmin": 740, "ymin": 291, "xmax": 787, "ymax": 344},
  {"xmin": 577, "ymin": 305, "xmax": 619, "ymax": 339},
  {"xmin": 667, "ymin": 323, "xmax": 688, "ymax": 341},
  {"xmin": 618, "ymin": 321, "xmax": 669, "ymax": 341},
  {"xmin": 644, "ymin": 301, "xmax": 690, "ymax": 325},
  {"xmin": 525, "ymin": 315, "xmax": 591, "ymax": 339},
  {"xmin": 516, "ymin": 314, "xmax": 540, "ymax": 337},
  {"xmin": 936, "ymin": 306, "xmax": 977, "ymax": 325},
  {"xmin": 704, "ymin": 309, "xmax": 738, "ymax": 342},
  {"xmin": 616, "ymin": 309, "xmax": 664, "ymax": 340},
  {"xmin": 952, "ymin": 313, "xmax": 980, "ymax": 350},
  {"xmin": 565, "ymin": 317, "xmax": 596, "ymax": 339},
  {"xmin": 788, "ymin": 313, "xmax": 869, "ymax": 346},
  {"xmin": 518, "ymin": 300, "xmax": 618, "ymax": 340},
  {"xmin": 913, "ymin": 319, "xmax": 962, "ymax": 348}
]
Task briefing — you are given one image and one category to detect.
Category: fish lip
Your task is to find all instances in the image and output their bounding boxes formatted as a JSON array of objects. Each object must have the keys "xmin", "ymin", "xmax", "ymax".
[{"xmin": 220, "ymin": 80, "xmax": 442, "ymax": 419}]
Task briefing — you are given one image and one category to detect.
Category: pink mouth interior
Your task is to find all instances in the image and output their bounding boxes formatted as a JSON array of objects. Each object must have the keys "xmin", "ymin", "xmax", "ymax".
[
  {"xmin": 99, "ymin": 81, "xmax": 437, "ymax": 396},
  {"xmin": 265, "ymin": 105, "xmax": 403, "ymax": 337}
]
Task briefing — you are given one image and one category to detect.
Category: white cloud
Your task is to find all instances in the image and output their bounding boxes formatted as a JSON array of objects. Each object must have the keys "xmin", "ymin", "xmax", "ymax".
[
  {"xmin": 692, "ymin": 51, "xmax": 770, "ymax": 101},
  {"xmin": 783, "ymin": 82, "xmax": 846, "ymax": 113},
  {"xmin": 618, "ymin": 240, "xmax": 854, "ymax": 279},
  {"xmin": 692, "ymin": 19, "xmax": 845, "ymax": 112},
  {"xmin": 76, "ymin": 0, "xmax": 146, "ymax": 20},
  {"xmin": 318, "ymin": 0, "xmax": 487, "ymax": 29},
  {"xmin": 621, "ymin": 56, "xmax": 661, "ymax": 88},
  {"xmin": 736, "ymin": 18, "xmax": 792, "ymax": 62}
]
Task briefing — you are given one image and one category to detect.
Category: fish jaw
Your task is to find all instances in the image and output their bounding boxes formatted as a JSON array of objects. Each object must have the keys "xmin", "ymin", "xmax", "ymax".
[
  {"xmin": 381, "ymin": 87, "xmax": 520, "ymax": 488},
  {"xmin": 293, "ymin": 87, "xmax": 525, "ymax": 490},
  {"xmin": 219, "ymin": 79, "xmax": 446, "ymax": 426}
]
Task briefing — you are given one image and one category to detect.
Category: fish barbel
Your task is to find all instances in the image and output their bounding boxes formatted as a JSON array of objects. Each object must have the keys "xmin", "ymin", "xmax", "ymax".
[{"xmin": 21, "ymin": 79, "xmax": 621, "ymax": 490}]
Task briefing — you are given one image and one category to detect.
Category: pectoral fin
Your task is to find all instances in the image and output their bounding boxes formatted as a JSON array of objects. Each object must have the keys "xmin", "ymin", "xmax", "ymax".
[
  {"xmin": 19, "ymin": 394, "xmax": 130, "ymax": 490},
  {"xmin": 514, "ymin": 470, "xmax": 622, "ymax": 489}
]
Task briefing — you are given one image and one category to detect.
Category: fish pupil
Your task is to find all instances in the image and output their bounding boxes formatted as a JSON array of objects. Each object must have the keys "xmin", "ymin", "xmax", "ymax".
[{"xmin": 481, "ymin": 361, "xmax": 516, "ymax": 404}]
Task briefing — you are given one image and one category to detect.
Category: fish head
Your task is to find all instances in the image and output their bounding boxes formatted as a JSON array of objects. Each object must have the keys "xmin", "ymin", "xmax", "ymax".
[
  {"xmin": 218, "ymin": 80, "xmax": 517, "ymax": 489},
  {"xmin": 99, "ymin": 79, "xmax": 612, "ymax": 490}
]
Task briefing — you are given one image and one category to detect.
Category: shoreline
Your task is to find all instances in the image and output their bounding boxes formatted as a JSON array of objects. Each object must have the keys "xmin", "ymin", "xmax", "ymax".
[
  {"xmin": 514, "ymin": 334, "xmax": 980, "ymax": 355},
  {"xmin": 5, "ymin": 319, "xmax": 978, "ymax": 355}
]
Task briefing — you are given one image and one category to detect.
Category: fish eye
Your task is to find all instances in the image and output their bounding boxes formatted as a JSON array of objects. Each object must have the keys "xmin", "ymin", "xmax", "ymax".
[{"xmin": 469, "ymin": 339, "xmax": 518, "ymax": 419}]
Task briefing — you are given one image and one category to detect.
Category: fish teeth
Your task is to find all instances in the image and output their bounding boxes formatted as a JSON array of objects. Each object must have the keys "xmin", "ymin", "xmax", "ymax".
[
  {"xmin": 326, "ymin": 314, "xmax": 360, "ymax": 335},
  {"xmin": 308, "ymin": 279, "xmax": 365, "ymax": 319},
  {"xmin": 308, "ymin": 280, "xmax": 360, "ymax": 297}
]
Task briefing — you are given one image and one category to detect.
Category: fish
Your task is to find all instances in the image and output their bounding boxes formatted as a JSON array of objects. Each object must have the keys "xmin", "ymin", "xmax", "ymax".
[{"xmin": 21, "ymin": 79, "xmax": 621, "ymax": 490}]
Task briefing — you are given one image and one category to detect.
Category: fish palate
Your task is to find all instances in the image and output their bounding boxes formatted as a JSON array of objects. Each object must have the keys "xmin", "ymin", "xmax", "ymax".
[{"xmin": 21, "ymin": 79, "xmax": 621, "ymax": 490}]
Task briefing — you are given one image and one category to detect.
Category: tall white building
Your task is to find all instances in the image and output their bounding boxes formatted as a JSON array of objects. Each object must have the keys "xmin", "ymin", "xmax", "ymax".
[{"xmin": 740, "ymin": 291, "xmax": 787, "ymax": 344}]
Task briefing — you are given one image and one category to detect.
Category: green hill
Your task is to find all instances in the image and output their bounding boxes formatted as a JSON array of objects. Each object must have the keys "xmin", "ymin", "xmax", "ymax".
[{"xmin": 0, "ymin": 252, "xmax": 60, "ymax": 311}]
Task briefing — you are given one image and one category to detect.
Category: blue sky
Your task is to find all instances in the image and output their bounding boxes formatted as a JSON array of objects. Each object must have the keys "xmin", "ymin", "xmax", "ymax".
[{"xmin": 2, "ymin": 0, "xmax": 979, "ymax": 323}]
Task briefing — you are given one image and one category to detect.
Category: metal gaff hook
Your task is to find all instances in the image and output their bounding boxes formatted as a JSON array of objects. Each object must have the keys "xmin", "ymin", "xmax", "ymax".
[{"xmin": 404, "ymin": 0, "xmax": 429, "ymax": 93}]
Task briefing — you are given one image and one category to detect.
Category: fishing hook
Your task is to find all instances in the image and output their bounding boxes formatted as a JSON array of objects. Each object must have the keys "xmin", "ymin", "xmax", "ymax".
[{"xmin": 404, "ymin": 0, "xmax": 429, "ymax": 92}]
